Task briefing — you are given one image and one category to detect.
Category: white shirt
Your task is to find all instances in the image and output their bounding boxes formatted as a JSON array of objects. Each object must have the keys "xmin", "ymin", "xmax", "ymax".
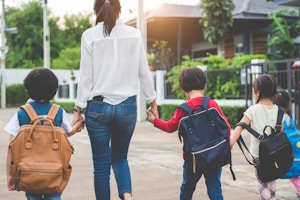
[
  {"xmin": 244, "ymin": 104, "xmax": 278, "ymax": 157},
  {"xmin": 75, "ymin": 20, "xmax": 156, "ymax": 108}
]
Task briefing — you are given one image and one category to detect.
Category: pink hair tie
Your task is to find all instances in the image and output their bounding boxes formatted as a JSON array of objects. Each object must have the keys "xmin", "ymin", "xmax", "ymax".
[{"xmin": 105, "ymin": 0, "xmax": 110, "ymax": 4}]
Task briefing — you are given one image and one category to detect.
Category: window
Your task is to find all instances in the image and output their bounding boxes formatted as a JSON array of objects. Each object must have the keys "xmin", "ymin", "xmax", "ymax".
[{"xmin": 234, "ymin": 35, "xmax": 245, "ymax": 56}]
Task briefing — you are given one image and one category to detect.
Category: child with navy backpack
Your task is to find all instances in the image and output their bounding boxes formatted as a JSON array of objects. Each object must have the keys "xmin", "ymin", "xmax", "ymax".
[
  {"xmin": 146, "ymin": 67, "xmax": 230, "ymax": 200},
  {"xmin": 274, "ymin": 89, "xmax": 300, "ymax": 200}
]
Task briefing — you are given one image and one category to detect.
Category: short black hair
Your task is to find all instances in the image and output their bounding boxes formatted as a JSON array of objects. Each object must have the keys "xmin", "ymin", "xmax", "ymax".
[
  {"xmin": 24, "ymin": 68, "xmax": 58, "ymax": 102},
  {"xmin": 179, "ymin": 67, "xmax": 206, "ymax": 92}
]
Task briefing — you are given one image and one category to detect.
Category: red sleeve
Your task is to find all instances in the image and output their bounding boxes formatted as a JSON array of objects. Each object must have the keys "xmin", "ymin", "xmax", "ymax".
[
  {"xmin": 207, "ymin": 99, "xmax": 231, "ymax": 136},
  {"xmin": 153, "ymin": 107, "xmax": 186, "ymax": 133}
]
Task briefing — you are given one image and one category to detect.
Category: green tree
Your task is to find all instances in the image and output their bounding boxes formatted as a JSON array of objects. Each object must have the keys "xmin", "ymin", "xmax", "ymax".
[
  {"xmin": 267, "ymin": 9, "xmax": 300, "ymax": 59},
  {"xmin": 52, "ymin": 47, "xmax": 80, "ymax": 70},
  {"xmin": 5, "ymin": 1, "xmax": 92, "ymax": 69},
  {"xmin": 61, "ymin": 14, "xmax": 92, "ymax": 48},
  {"xmin": 5, "ymin": 2, "xmax": 44, "ymax": 68},
  {"xmin": 151, "ymin": 40, "xmax": 174, "ymax": 70},
  {"xmin": 200, "ymin": 0, "xmax": 235, "ymax": 45}
]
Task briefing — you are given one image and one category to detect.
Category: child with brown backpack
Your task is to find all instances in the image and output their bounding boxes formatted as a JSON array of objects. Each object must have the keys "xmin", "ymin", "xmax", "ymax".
[{"xmin": 5, "ymin": 68, "xmax": 84, "ymax": 200}]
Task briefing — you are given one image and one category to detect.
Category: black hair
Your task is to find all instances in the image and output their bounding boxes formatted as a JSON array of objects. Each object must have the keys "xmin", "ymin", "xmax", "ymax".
[
  {"xmin": 94, "ymin": 0, "xmax": 121, "ymax": 37},
  {"xmin": 24, "ymin": 68, "xmax": 58, "ymax": 102},
  {"xmin": 252, "ymin": 74, "xmax": 277, "ymax": 103},
  {"xmin": 274, "ymin": 89, "xmax": 292, "ymax": 116},
  {"xmin": 179, "ymin": 67, "xmax": 207, "ymax": 93}
]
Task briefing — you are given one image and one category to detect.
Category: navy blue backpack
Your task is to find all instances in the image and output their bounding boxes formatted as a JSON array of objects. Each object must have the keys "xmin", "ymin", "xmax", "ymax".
[{"xmin": 178, "ymin": 97, "xmax": 235, "ymax": 180}]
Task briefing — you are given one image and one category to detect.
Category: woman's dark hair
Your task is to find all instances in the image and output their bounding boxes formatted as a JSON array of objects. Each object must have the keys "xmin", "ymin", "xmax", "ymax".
[
  {"xmin": 94, "ymin": 0, "xmax": 121, "ymax": 36},
  {"xmin": 274, "ymin": 89, "xmax": 292, "ymax": 116},
  {"xmin": 252, "ymin": 74, "xmax": 277, "ymax": 103},
  {"xmin": 179, "ymin": 67, "xmax": 207, "ymax": 92},
  {"xmin": 24, "ymin": 68, "xmax": 58, "ymax": 102}
]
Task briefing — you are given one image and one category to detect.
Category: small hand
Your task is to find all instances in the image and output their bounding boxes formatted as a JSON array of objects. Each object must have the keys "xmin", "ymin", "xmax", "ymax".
[
  {"xmin": 146, "ymin": 108, "xmax": 155, "ymax": 123},
  {"xmin": 7, "ymin": 175, "xmax": 15, "ymax": 191}
]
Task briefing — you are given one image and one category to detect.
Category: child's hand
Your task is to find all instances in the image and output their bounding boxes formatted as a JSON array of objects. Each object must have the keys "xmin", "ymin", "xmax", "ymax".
[
  {"xmin": 146, "ymin": 108, "xmax": 155, "ymax": 124},
  {"xmin": 74, "ymin": 118, "xmax": 85, "ymax": 132},
  {"xmin": 7, "ymin": 175, "xmax": 15, "ymax": 191},
  {"xmin": 69, "ymin": 118, "xmax": 85, "ymax": 136}
]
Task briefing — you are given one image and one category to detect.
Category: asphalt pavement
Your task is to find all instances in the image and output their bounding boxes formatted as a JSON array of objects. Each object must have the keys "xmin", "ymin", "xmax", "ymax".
[{"xmin": 0, "ymin": 107, "xmax": 298, "ymax": 200}]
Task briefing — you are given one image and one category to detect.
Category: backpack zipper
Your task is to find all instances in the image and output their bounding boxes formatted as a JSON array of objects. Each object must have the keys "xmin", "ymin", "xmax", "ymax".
[{"xmin": 191, "ymin": 139, "xmax": 226, "ymax": 173}]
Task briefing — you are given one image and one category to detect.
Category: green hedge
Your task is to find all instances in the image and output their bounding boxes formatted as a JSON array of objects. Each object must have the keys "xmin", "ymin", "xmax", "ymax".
[
  {"xmin": 52, "ymin": 101, "xmax": 75, "ymax": 113},
  {"xmin": 6, "ymin": 84, "xmax": 29, "ymax": 107},
  {"xmin": 157, "ymin": 104, "xmax": 245, "ymax": 127}
]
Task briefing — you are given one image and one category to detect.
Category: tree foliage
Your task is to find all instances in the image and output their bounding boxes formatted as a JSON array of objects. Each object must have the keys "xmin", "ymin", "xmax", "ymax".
[
  {"xmin": 4, "ymin": 0, "xmax": 92, "ymax": 69},
  {"xmin": 6, "ymin": 2, "xmax": 44, "ymax": 68},
  {"xmin": 52, "ymin": 47, "xmax": 81, "ymax": 70},
  {"xmin": 267, "ymin": 9, "xmax": 300, "ymax": 59},
  {"xmin": 200, "ymin": 0, "xmax": 234, "ymax": 45}
]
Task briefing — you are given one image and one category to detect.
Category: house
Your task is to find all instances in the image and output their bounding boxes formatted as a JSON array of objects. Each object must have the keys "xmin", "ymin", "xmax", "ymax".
[{"xmin": 125, "ymin": 0, "xmax": 297, "ymax": 68}]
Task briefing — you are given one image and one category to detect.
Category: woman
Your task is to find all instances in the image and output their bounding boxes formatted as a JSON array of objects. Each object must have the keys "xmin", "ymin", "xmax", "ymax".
[{"xmin": 72, "ymin": 0, "xmax": 158, "ymax": 200}]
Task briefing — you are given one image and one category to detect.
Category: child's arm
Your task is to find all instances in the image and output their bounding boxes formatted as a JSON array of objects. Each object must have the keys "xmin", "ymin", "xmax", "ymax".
[
  {"xmin": 67, "ymin": 118, "xmax": 85, "ymax": 137},
  {"xmin": 230, "ymin": 115, "xmax": 250, "ymax": 149},
  {"xmin": 7, "ymin": 135, "xmax": 15, "ymax": 191},
  {"xmin": 146, "ymin": 107, "xmax": 184, "ymax": 133}
]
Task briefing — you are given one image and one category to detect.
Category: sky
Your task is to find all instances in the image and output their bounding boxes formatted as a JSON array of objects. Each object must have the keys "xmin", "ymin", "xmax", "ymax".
[{"xmin": 6, "ymin": 0, "xmax": 199, "ymax": 19}]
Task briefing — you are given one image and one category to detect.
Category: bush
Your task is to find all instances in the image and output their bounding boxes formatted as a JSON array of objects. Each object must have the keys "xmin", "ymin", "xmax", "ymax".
[
  {"xmin": 6, "ymin": 84, "xmax": 29, "ymax": 107},
  {"xmin": 157, "ymin": 103, "xmax": 244, "ymax": 127},
  {"xmin": 52, "ymin": 101, "xmax": 75, "ymax": 113}
]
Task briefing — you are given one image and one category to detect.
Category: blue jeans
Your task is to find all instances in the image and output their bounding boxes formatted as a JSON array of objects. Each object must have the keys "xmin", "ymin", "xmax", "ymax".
[
  {"xmin": 180, "ymin": 160, "xmax": 223, "ymax": 200},
  {"xmin": 85, "ymin": 96, "xmax": 137, "ymax": 200},
  {"xmin": 25, "ymin": 193, "xmax": 61, "ymax": 200}
]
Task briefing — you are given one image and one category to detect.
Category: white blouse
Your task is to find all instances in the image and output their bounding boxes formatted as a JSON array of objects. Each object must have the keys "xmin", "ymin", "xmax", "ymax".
[{"xmin": 75, "ymin": 20, "xmax": 156, "ymax": 107}]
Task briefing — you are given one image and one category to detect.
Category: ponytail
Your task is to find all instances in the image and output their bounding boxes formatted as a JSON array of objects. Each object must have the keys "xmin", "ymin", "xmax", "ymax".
[{"xmin": 94, "ymin": 0, "xmax": 121, "ymax": 37}]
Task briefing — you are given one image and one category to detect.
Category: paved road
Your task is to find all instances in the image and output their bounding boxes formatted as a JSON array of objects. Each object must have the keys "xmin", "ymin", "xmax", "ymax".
[{"xmin": 0, "ymin": 108, "xmax": 298, "ymax": 199}]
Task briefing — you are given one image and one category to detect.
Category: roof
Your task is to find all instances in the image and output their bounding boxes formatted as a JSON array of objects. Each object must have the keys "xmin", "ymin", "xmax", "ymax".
[
  {"xmin": 125, "ymin": 0, "xmax": 291, "ymax": 25},
  {"xmin": 233, "ymin": 0, "xmax": 288, "ymax": 19}
]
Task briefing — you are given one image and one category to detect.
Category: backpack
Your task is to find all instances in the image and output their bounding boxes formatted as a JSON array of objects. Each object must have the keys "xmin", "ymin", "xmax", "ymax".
[
  {"xmin": 9, "ymin": 104, "xmax": 74, "ymax": 194},
  {"xmin": 236, "ymin": 106, "xmax": 294, "ymax": 183},
  {"xmin": 178, "ymin": 97, "xmax": 235, "ymax": 180},
  {"xmin": 281, "ymin": 116, "xmax": 300, "ymax": 179}
]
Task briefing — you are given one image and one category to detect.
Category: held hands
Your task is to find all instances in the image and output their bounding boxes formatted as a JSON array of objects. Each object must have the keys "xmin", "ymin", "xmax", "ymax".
[
  {"xmin": 146, "ymin": 108, "xmax": 156, "ymax": 124},
  {"xmin": 147, "ymin": 99, "xmax": 159, "ymax": 124},
  {"xmin": 70, "ymin": 110, "xmax": 85, "ymax": 136}
]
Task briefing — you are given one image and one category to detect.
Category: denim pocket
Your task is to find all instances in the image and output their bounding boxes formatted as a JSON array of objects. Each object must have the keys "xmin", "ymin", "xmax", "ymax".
[
  {"xmin": 121, "ymin": 100, "xmax": 137, "ymax": 125},
  {"xmin": 86, "ymin": 100, "xmax": 106, "ymax": 121}
]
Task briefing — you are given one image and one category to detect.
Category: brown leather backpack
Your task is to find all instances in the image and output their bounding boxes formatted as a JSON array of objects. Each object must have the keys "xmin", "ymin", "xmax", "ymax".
[{"xmin": 9, "ymin": 104, "xmax": 74, "ymax": 194}]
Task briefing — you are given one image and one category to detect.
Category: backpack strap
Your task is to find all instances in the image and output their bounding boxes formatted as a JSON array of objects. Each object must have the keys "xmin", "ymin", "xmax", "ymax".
[
  {"xmin": 276, "ymin": 106, "xmax": 284, "ymax": 133},
  {"xmin": 178, "ymin": 103, "xmax": 193, "ymax": 115},
  {"xmin": 47, "ymin": 104, "xmax": 60, "ymax": 121},
  {"xmin": 200, "ymin": 96, "xmax": 210, "ymax": 109},
  {"xmin": 21, "ymin": 104, "xmax": 39, "ymax": 122},
  {"xmin": 236, "ymin": 122, "xmax": 262, "ymax": 140}
]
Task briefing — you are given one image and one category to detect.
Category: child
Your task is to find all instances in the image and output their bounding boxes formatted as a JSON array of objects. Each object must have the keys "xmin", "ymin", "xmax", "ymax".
[
  {"xmin": 5, "ymin": 68, "xmax": 84, "ymax": 200},
  {"xmin": 147, "ymin": 67, "xmax": 230, "ymax": 200},
  {"xmin": 230, "ymin": 74, "xmax": 279, "ymax": 200},
  {"xmin": 274, "ymin": 89, "xmax": 300, "ymax": 199}
]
